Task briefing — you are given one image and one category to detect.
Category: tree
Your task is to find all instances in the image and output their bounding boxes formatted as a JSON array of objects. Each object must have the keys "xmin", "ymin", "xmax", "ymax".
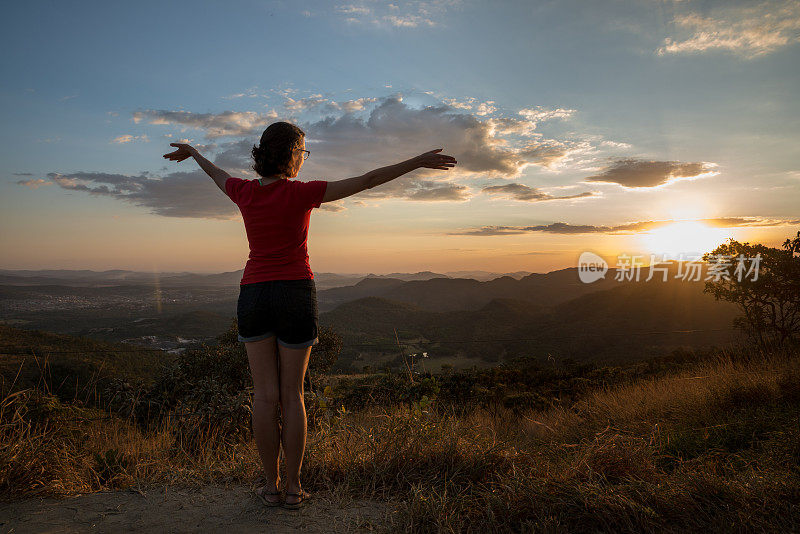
[{"xmin": 703, "ymin": 231, "xmax": 800, "ymax": 349}]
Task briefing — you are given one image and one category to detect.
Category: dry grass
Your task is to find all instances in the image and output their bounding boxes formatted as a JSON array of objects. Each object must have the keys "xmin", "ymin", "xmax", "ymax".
[{"xmin": 2, "ymin": 345, "xmax": 799, "ymax": 532}]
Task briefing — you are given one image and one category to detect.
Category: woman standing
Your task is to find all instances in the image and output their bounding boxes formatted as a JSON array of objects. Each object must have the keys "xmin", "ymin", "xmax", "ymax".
[{"xmin": 163, "ymin": 122, "xmax": 457, "ymax": 509}]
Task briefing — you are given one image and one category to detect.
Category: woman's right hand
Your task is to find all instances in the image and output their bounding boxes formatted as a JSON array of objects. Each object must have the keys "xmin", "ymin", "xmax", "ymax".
[
  {"xmin": 414, "ymin": 149, "xmax": 457, "ymax": 170},
  {"xmin": 163, "ymin": 142, "xmax": 198, "ymax": 163}
]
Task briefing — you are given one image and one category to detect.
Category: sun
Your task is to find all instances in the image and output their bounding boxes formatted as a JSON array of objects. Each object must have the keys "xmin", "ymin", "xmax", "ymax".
[{"xmin": 640, "ymin": 221, "xmax": 730, "ymax": 259}]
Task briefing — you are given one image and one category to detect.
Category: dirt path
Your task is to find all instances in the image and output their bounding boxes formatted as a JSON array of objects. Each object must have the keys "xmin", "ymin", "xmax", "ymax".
[{"xmin": 0, "ymin": 485, "xmax": 398, "ymax": 533}]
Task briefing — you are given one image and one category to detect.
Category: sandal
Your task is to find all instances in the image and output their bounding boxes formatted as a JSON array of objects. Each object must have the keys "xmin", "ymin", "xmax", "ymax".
[
  {"xmin": 254, "ymin": 486, "xmax": 282, "ymax": 507},
  {"xmin": 282, "ymin": 489, "xmax": 310, "ymax": 509}
]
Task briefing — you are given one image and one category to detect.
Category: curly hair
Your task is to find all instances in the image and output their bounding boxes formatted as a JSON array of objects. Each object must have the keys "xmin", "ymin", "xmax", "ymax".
[{"xmin": 251, "ymin": 122, "xmax": 305, "ymax": 178}]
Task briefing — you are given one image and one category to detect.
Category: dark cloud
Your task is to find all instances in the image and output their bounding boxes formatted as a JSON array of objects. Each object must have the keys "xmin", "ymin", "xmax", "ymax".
[
  {"xmin": 46, "ymin": 171, "xmax": 239, "ymax": 219},
  {"xmin": 481, "ymin": 183, "xmax": 595, "ymax": 202},
  {"xmin": 449, "ymin": 217, "xmax": 800, "ymax": 236},
  {"xmin": 449, "ymin": 222, "xmax": 652, "ymax": 236},
  {"xmin": 43, "ymin": 166, "xmax": 356, "ymax": 218},
  {"xmin": 584, "ymin": 158, "xmax": 718, "ymax": 188},
  {"xmin": 207, "ymin": 139, "xmax": 255, "ymax": 172},
  {"xmin": 13, "ymin": 172, "xmax": 33, "ymax": 176},
  {"xmin": 703, "ymin": 216, "xmax": 800, "ymax": 227}
]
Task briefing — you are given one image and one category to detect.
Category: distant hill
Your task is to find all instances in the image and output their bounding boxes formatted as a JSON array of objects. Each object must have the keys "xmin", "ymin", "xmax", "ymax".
[
  {"xmin": 445, "ymin": 270, "xmax": 533, "ymax": 281},
  {"xmin": 0, "ymin": 269, "xmax": 198, "ymax": 287},
  {"xmin": 507, "ymin": 278, "xmax": 742, "ymax": 364},
  {"xmin": 0, "ymin": 325, "xmax": 174, "ymax": 401},
  {"xmin": 317, "ymin": 267, "xmax": 625, "ymax": 312},
  {"xmin": 0, "ymin": 268, "xmax": 536, "ymax": 290},
  {"xmin": 320, "ymin": 274, "xmax": 742, "ymax": 370},
  {"xmin": 1, "ymin": 261, "xmax": 747, "ymax": 373}
]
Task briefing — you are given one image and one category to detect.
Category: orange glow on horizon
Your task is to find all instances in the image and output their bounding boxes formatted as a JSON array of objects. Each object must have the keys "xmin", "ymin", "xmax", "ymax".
[{"xmin": 639, "ymin": 221, "xmax": 730, "ymax": 258}]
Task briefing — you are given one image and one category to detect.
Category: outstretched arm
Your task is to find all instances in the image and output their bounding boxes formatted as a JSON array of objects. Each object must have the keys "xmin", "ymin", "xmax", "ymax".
[
  {"xmin": 163, "ymin": 142, "xmax": 231, "ymax": 194},
  {"xmin": 322, "ymin": 149, "xmax": 457, "ymax": 203}
]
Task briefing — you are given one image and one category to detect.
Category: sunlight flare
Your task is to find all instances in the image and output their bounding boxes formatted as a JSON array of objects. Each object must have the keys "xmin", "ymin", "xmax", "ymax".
[{"xmin": 640, "ymin": 221, "xmax": 730, "ymax": 258}]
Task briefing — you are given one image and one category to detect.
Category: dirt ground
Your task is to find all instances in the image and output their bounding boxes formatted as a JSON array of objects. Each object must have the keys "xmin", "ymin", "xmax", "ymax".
[{"xmin": 0, "ymin": 485, "xmax": 399, "ymax": 533}]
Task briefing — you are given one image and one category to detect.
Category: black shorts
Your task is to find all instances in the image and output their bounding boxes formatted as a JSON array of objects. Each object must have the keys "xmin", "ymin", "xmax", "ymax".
[{"xmin": 236, "ymin": 279, "xmax": 319, "ymax": 348}]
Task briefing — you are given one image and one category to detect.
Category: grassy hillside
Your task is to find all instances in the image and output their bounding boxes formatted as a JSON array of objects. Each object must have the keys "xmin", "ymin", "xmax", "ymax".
[
  {"xmin": 2, "ymin": 338, "xmax": 797, "ymax": 531},
  {"xmin": 0, "ymin": 325, "xmax": 175, "ymax": 402}
]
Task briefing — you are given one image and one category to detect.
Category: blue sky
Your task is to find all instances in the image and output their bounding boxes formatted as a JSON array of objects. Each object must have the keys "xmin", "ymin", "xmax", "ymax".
[{"xmin": 2, "ymin": 0, "xmax": 798, "ymax": 274}]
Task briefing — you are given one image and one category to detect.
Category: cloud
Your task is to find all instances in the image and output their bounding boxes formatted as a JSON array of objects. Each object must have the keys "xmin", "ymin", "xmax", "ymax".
[
  {"xmin": 599, "ymin": 140, "xmax": 632, "ymax": 149},
  {"xmin": 194, "ymin": 142, "xmax": 218, "ymax": 153},
  {"xmin": 275, "ymin": 95, "xmax": 587, "ymax": 201},
  {"xmin": 703, "ymin": 216, "xmax": 800, "ymax": 227},
  {"xmin": 56, "ymin": 91, "xmax": 623, "ymax": 213},
  {"xmin": 406, "ymin": 181, "xmax": 470, "ymax": 201},
  {"xmin": 338, "ymin": 97, "xmax": 379, "ymax": 112},
  {"xmin": 518, "ymin": 106, "xmax": 576, "ymax": 126},
  {"xmin": 475, "ymin": 101, "xmax": 496, "ymax": 116},
  {"xmin": 481, "ymin": 183, "xmax": 596, "ymax": 202},
  {"xmin": 132, "ymin": 109, "xmax": 279, "ymax": 139},
  {"xmin": 442, "ymin": 97, "xmax": 476, "ymax": 110},
  {"xmin": 333, "ymin": 0, "xmax": 460, "ymax": 28},
  {"xmin": 439, "ymin": 97, "xmax": 500, "ymax": 116},
  {"xmin": 583, "ymin": 158, "xmax": 718, "ymax": 188},
  {"xmin": 284, "ymin": 94, "xmax": 330, "ymax": 112},
  {"xmin": 282, "ymin": 95, "xmax": 379, "ymax": 114},
  {"xmin": 337, "ymin": 4, "xmax": 371, "ymax": 16},
  {"xmin": 449, "ymin": 221, "xmax": 663, "ymax": 236},
  {"xmin": 449, "ymin": 217, "xmax": 800, "ymax": 236},
  {"xmin": 299, "ymin": 95, "xmax": 578, "ymax": 190},
  {"xmin": 13, "ymin": 172, "xmax": 33, "ymax": 176},
  {"xmin": 16, "ymin": 178, "xmax": 53, "ymax": 189},
  {"xmin": 111, "ymin": 134, "xmax": 149, "ymax": 144},
  {"xmin": 133, "ymin": 93, "xmax": 589, "ymax": 187},
  {"xmin": 43, "ymin": 144, "xmax": 350, "ymax": 218},
  {"xmin": 658, "ymin": 1, "xmax": 800, "ymax": 58},
  {"xmin": 519, "ymin": 140, "xmax": 577, "ymax": 168},
  {"xmin": 221, "ymin": 87, "xmax": 266, "ymax": 100},
  {"xmin": 319, "ymin": 202, "xmax": 346, "ymax": 212},
  {"xmin": 45, "ymin": 170, "xmax": 240, "ymax": 219},
  {"xmin": 383, "ymin": 14, "xmax": 435, "ymax": 27}
]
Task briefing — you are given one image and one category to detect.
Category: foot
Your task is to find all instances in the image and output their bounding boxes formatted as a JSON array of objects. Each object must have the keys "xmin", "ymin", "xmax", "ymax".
[
  {"xmin": 283, "ymin": 485, "xmax": 306, "ymax": 508},
  {"xmin": 255, "ymin": 485, "xmax": 282, "ymax": 506},
  {"xmin": 255, "ymin": 478, "xmax": 281, "ymax": 506}
]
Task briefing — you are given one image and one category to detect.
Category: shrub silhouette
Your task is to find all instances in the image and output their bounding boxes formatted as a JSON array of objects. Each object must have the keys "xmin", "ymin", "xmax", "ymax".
[
  {"xmin": 106, "ymin": 321, "xmax": 343, "ymax": 451},
  {"xmin": 107, "ymin": 342, "xmax": 252, "ymax": 452}
]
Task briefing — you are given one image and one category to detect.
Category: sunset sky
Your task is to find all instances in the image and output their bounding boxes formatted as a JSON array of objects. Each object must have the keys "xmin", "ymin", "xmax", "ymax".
[{"xmin": 2, "ymin": 0, "xmax": 798, "ymax": 275}]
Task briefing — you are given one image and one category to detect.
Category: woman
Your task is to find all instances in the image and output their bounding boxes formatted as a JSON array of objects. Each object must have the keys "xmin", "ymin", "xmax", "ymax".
[{"xmin": 163, "ymin": 121, "xmax": 457, "ymax": 509}]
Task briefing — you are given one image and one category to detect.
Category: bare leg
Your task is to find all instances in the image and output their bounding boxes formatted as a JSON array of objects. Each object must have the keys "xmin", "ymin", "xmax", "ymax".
[
  {"xmin": 245, "ymin": 336, "xmax": 282, "ymax": 502},
  {"xmin": 278, "ymin": 343, "xmax": 312, "ymax": 505}
]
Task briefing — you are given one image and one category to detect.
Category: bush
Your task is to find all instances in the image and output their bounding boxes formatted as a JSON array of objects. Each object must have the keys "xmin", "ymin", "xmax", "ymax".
[{"xmin": 106, "ymin": 342, "xmax": 253, "ymax": 452}]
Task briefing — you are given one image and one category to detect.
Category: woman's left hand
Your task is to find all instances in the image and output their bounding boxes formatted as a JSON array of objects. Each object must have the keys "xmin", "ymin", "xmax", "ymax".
[{"xmin": 163, "ymin": 143, "xmax": 197, "ymax": 162}]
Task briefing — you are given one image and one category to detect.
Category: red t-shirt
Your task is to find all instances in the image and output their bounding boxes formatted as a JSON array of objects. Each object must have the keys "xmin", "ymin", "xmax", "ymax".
[{"xmin": 225, "ymin": 177, "xmax": 328, "ymax": 285}]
